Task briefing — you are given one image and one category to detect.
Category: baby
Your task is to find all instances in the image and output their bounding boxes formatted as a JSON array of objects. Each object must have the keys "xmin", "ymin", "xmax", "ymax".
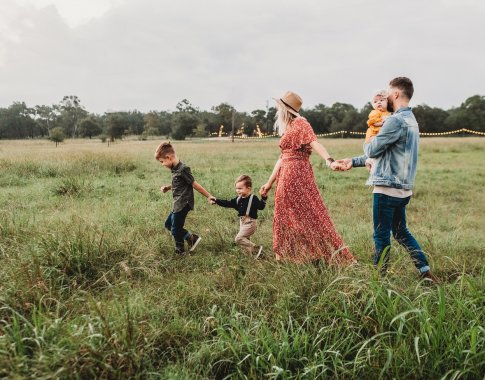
[
  {"xmin": 366, "ymin": 90, "xmax": 391, "ymax": 142},
  {"xmin": 365, "ymin": 90, "xmax": 392, "ymax": 172}
]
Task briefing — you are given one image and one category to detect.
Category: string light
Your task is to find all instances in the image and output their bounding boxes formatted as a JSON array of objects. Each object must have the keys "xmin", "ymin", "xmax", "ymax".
[{"xmin": 215, "ymin": 128, "xmax": 485, "ymax": 139}]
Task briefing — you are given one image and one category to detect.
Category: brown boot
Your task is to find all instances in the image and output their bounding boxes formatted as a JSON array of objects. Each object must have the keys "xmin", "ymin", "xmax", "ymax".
[
  {"xmin": 187, "ymin": 233, "xmax": 202, "ymax": 252},
  {"xmin": 420, "ymin": 271, "xmax": 439, "ymax": 284}
]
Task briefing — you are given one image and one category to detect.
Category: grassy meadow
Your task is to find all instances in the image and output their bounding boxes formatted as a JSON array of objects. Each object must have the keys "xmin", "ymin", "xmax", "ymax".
[{"xmin": 0, "ymin": 137, "xmax": 484, "ymax": 379}]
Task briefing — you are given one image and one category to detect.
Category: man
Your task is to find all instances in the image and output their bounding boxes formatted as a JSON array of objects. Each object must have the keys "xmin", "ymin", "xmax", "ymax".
[{"xmin": 336, "ymin": 77, "xmax": 437, "ymax": 282}]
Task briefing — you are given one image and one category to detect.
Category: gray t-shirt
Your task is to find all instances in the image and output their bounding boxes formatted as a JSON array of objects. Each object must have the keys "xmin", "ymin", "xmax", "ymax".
[{"xmin": 171, "ymin": 161, "xmax": 195, "ymax": 213}]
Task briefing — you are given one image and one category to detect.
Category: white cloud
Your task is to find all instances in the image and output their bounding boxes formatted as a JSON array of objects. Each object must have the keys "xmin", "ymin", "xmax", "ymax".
[
  {"xmin": 15, "ymin": 0, "xmax": 126, "ymax": 27},
  {"xmin": 0, "ymin": 0, "xmax": 484, "ymax": 113}
]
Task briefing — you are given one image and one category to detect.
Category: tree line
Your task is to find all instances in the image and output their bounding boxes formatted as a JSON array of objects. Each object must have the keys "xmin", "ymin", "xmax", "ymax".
[{"xmin": 0, "ymin": 95, "xmax": 484, "ymax": 142}]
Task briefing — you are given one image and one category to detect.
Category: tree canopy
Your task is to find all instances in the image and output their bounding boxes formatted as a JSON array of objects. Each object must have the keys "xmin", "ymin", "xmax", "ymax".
[{"xmin": 1, "ymin": 95, "xmax": 484, "ymax": 141}]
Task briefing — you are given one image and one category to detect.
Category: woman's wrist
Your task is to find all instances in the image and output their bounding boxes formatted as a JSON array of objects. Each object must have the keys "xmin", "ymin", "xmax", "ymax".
[{"xmin": 325, "ymin": 157, "xmax": 335, "ymax": 167}]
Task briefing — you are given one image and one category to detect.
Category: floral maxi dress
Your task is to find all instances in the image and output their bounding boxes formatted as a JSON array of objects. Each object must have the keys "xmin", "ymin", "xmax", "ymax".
[{"xmin": 273, "ymin": 117, "xmax": 355, "ymax": 264}]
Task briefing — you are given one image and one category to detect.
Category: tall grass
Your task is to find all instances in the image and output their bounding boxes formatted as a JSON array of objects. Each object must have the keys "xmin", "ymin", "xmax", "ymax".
[{"xmin": 0, "ymin": 137, "xmax": 484, "ymax": 379}]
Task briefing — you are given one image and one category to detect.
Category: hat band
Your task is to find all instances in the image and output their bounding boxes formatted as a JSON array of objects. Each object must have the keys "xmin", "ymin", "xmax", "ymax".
[{"xmin": 280, "ymin": 99, "xmax": 299, "ymax": 113}]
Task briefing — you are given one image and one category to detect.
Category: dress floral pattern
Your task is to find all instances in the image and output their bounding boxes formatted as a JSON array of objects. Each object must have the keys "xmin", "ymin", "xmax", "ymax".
[{"xmin": 273, "ymin": 117, "xmax": 355, "ymax": 264}]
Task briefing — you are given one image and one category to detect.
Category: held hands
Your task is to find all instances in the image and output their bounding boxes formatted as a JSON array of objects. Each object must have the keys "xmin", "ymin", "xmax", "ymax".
[
  {"xmin": 208, "ymin": 196, "xmax": 217, "ymax": 205},
  {"xmin": 160, "ymin": 185, "xmax": 171, "ymax": 193},
  {"xmin": 329, "ymin": 161, "xmax": 344, "ymax": 171},
  {"xmin": 330, "ymin": 158, "xmax": 352, "ymax": 171},
  {"xmin": 259, "ymin": 183, "xmax": 271, "ymax": 197}
]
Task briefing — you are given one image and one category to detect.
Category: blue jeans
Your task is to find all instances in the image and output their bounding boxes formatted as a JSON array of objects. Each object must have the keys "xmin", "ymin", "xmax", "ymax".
[
  {"xmin": 373, "ymin": 193, "xmax": 430, "ymax": 273},
  {"xmin": 165, "ymin": 204, "xmax": 191, "ymax": 250}
]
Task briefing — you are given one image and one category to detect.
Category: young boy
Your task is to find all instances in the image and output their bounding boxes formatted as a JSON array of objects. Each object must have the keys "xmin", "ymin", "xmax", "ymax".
[
  {"xmin": 210, "ymin": 175, "xmax": 267, "ymax": 258},
  {"xmin": 155, "ymin": 142, "xmax": 214, "ymax": 255}
]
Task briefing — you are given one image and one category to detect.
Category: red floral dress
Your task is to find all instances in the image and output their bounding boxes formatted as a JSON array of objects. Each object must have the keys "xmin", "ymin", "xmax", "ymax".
[{"xmin": 273, "ymin": 117, "xmax": 355, "ymax": 264}]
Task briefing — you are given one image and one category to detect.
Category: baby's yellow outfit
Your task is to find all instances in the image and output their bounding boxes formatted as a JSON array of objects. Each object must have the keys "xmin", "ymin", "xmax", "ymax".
[{"xmin": 366, "ymin": 110, "xmax": 391, "ymax": 142}]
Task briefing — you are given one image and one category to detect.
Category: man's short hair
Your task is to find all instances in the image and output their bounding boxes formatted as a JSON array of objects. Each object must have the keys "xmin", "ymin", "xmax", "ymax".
[
  {"xmin": 389, "ymin": 77, "xmax": 414, "ymax": 100},
  {"xmin": 154, "ymin": 141, "xmax": 175, "ymax": 160},
  {"xmin": 235, "ymin": 174, "xmax": 252, "ymax": 188}
]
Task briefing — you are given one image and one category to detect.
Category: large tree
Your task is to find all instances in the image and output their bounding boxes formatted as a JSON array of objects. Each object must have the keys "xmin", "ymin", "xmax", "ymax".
[
  {"xmin": 0, "ymin": 102, "xmax": 37, "ymax": 139},
  {"xmin": 171, "ymin": 112, "xmax": 198, "ymax": 140},
  {"xmin": 212, "ymin": 103, "xmax": 235, "ymax": 136},
  {"xmin": 58, "ymin": 96, "xmax": 88, "ymax": 137},
  {"xmin": 34, "ymin": 105, "xmax": 59, "ymax": 137},
  {"xmin": 413, "ymin": 105, "xmax": 450, "ymax": 133},
  {"xmin": 300, "ymin": 104, "xmax": 332, "ymax": 134},
  {"xmin": 445, "ymin": 95, "xmax": 485, "ymax": 132},
  {"xmin": 78, "ymin": 117, "xmax": 102, "ymax": 138},
  {"xmin": 326, "ymin": 103, "xmax": 360, "ymax": 133},
  {"xmin": 49, "ymin": 127, "xmax": 65, "ymax": 147},
  {"xmin": 105, "ymin": 112, "xmax": 130, "ymax": 141}
]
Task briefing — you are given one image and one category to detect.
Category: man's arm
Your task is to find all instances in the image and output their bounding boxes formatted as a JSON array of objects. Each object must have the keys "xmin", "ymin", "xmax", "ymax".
[
  {"xmin": 364, "ymin": 117, "xmax": 402, "ymax": 158},
  {"xmin": 351, "ymin": 155, "xmax": 368, "ymax": 168}
]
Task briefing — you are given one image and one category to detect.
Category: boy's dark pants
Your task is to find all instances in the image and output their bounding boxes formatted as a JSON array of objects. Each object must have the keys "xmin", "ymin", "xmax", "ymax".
[
  {"xmin": 165, "ymin": 204, "xmax": 191, "ymax": 250},
  {"xmin": 373, "ymin": 193, "xmax": 430, "ymax": 273}
]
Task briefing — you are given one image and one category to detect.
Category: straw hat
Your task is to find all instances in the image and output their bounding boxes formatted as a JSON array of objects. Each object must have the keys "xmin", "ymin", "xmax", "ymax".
[{"xmin": 274, "ymin": 91, "xmax": 302, "ymax": 116}]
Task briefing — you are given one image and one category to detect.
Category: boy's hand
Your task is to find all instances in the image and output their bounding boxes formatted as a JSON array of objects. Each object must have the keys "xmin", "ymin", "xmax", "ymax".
[
  {"xmin": 208, "ymin": 196, "xmax": 217, "ymax": 205},
  {"xmin": 259, "ymin": 183, "xmax": 271, "ymax": 197},
  {"xmin": 160, "ymin": 185, "xmax": 171, "ymax": 193}
]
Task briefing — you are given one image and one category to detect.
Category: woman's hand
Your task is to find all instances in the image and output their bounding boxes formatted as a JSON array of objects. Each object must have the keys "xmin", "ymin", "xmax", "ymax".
[
  {"xmin": 335, "ymin": 158, "xmax": 352, "ymax": 171},
  {"xmin": 260, "ymin": 183, "xmax": 272, "ymax": 197}
]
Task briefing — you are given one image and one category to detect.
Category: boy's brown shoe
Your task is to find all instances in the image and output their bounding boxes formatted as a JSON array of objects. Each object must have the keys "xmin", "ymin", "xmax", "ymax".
[
  {"xmin": 187, "ymin": 234, "xmax": 202, "ymax": 252},
  {"xmin": 420, "ymin": 271, "xmax": 439, "ymax": 284}
]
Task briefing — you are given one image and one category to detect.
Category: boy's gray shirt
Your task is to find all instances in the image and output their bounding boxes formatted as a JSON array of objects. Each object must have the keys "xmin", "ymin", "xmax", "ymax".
[{"xmin": 171, "ymin": 161, "xmax": 195, "ymax": 212}]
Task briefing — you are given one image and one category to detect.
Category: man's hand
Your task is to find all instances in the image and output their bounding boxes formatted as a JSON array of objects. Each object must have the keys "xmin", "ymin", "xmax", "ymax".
[
  {"xmin": 160, "ymin": 185, "xmax": 171, "ymax": 193},
  {"xmin": 334, "ymin": 158, "xmax": 352, "ymax": 171},
  {"xmin": 208, "ymin": 196, "xmax": 216, "ymax": 205}
]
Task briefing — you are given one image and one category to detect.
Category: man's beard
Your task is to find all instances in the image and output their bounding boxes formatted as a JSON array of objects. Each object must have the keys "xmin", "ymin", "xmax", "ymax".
[{"xmin": 387, "ymin": 99, "xmax": 394, "ymax": 112}]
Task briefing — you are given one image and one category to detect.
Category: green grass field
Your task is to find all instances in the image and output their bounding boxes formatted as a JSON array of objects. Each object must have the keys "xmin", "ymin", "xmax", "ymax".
[{"xmin": 0, "ymin": 137, "xmax": 484, "ymax": 379}]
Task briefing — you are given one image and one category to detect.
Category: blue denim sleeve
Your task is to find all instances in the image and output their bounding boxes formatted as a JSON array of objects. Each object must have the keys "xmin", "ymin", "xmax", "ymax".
[
  {"xmin": 364, "ymin": 116, "xmax": 402, "ymax": 158},
  {"xmin": 352, "ymin": 155, "xmax": 367, "ymax": 167}
]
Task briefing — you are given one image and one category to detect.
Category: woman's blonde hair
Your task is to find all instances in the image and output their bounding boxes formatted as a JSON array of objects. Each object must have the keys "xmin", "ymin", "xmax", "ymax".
[{"xmin": 275, "ymin": 104, "xmax": 295, "ymax": 136}]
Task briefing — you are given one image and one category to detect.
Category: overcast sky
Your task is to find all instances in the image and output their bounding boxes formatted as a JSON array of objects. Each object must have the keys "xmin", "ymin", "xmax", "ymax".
[{"xmin": 1, "ymin": 0, "xmax": 484, "ymax": 113}]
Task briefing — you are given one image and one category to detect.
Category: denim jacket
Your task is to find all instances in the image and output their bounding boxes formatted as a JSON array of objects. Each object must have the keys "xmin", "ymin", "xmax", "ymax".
[{"xmin": 352, "ymin": 107, "xmax": 419, "ymax": 190}]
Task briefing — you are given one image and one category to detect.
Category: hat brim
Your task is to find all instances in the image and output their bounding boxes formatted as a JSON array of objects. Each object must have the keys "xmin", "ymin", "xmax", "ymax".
[{"xmin": 273, "ymin": 97, "xmax": 300, "ymax": 117}]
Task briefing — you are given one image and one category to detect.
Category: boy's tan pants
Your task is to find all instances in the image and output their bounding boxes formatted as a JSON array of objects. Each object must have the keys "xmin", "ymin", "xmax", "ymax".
[{"xmin": 235, "ymin": 216, "xmax": 257, "ymax": 254}]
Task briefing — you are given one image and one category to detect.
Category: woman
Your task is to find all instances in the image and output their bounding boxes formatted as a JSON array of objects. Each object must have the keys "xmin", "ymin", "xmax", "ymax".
[{"xmin": 260, "ymin": 91, "xmax": 355, "ymax": 264}]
